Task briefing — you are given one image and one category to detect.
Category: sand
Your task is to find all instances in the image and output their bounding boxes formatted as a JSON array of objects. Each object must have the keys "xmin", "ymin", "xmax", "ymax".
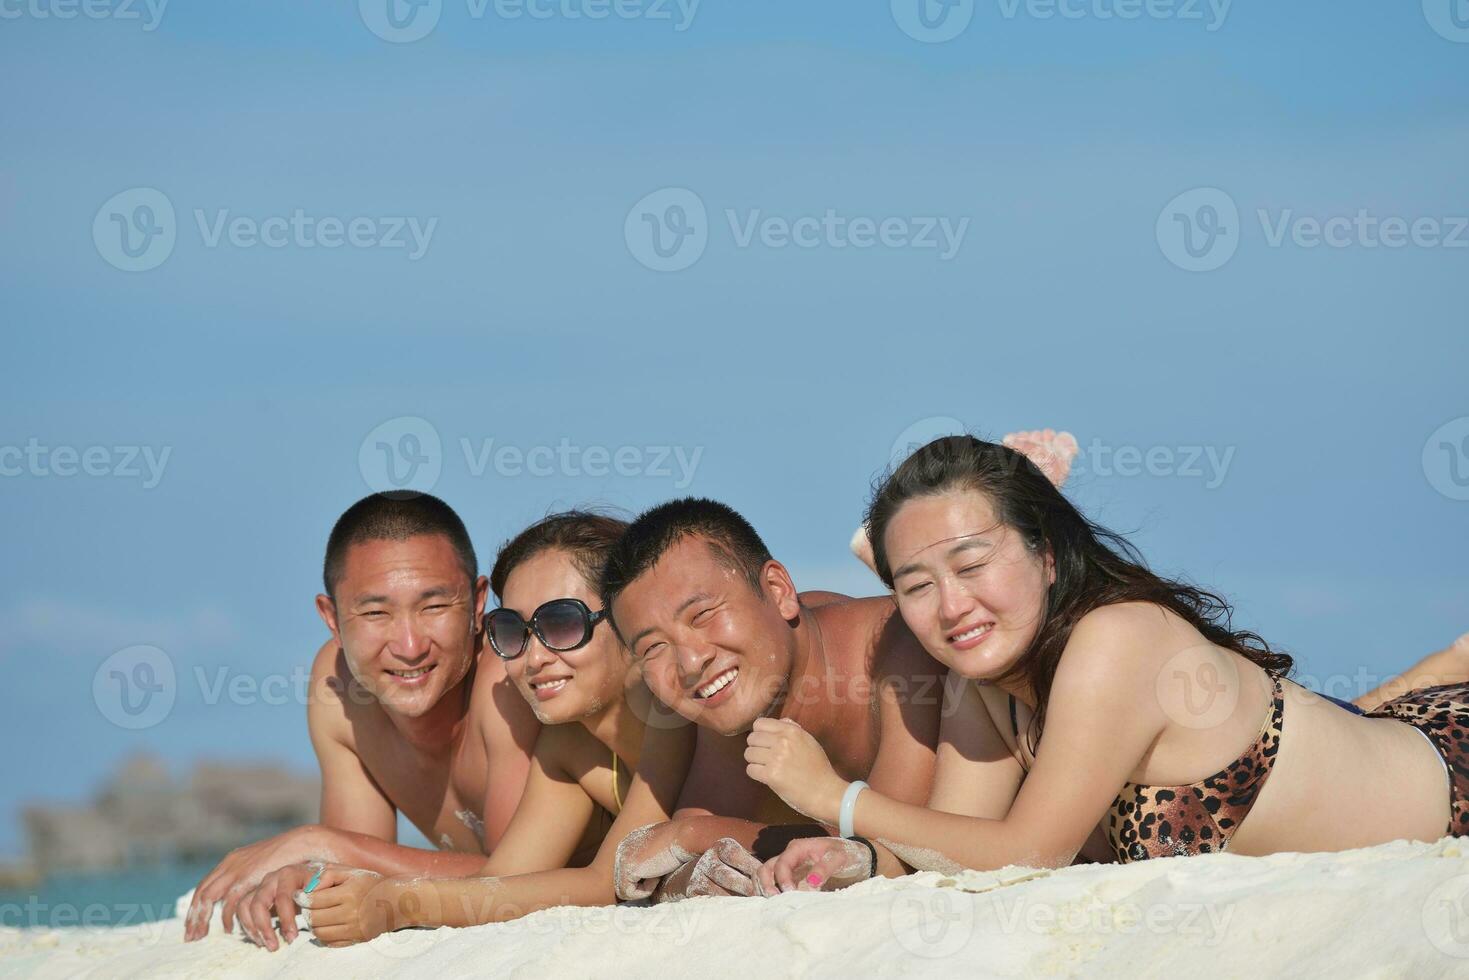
[{"xmin": 5, "ymin": 838, "xmax": 1469, "ymax": 978}]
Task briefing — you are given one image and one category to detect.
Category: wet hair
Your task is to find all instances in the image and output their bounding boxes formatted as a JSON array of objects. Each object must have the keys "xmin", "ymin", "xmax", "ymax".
[
  {"xmin": 489, "ymin": 511, "xmax": 630, "ymax": 602},
  {"xmin": 866, "ymin": 435, "xmax": 1292, "ymax": 751},
  {"xmin": 599, "ymin": 497, "xmax": 774, "ymax": 623},
  {"xmin": 323, "ymin": 492, "xmax": 477, "ymax": 600}
]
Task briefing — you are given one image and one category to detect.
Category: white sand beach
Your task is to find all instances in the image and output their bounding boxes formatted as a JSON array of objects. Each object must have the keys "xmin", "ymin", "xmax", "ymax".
[{"xmin": 4, "ymin": 839, "xmax": 1469, "ymax": 978}]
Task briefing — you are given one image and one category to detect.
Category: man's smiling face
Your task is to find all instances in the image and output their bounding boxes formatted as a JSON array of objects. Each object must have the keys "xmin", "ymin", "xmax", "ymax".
[
  {"xmin": 325, "ymin": 534, "xmax": 484, "ymax": 717},
  {"xmin": 612, "ymin": 535, "xmax": 800, "ymax": 736}
]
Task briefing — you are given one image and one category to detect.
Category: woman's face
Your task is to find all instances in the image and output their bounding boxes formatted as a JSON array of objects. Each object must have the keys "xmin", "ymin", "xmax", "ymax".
[
  {"xmin": 883, "ymin": 490, "xmax": 1053, "ymax": 681},
  {"xmin": 498, "ymin": 549, "xmax": 628, "ymax": 725}
]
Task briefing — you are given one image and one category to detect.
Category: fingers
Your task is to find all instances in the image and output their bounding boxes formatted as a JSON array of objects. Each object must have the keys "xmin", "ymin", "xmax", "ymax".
[
  {"xmin": 183, "ymin": 889, "xmax": 217, "ymax": 942},
  {"xmin": 184, "ymin": 860, "xmax": 235, "ymax": 941},
  {"xmin": 756, "ymin": 859, "xmax": 779, "ymax": 898},
  {"xmin": 298, "ymin": 866, "xmax": 352, "ymax": 910},
  {"xmin": 774, "ymin": 851, "xmax": 805, "ymax": 894},
  {"xmin": 274, "ymin": 881, "xmax": 300, "ymax": 946},
  {"xmin": 220, "ymin": 882, "xmax": 250, "ymax": 936},
  {"xmin": 713, "ymin": 838, "xmax": 763, "ymax": 878},
  {"xmin": 688, "ymin": 840, "xmax": 762, "ymax": 898},
  {"xmin": 244, "ymin": 888, "xmax": 284, "ymax": 952}
]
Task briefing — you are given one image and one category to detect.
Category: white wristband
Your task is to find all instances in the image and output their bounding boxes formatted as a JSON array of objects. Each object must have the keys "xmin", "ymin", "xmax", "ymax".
[{"xmin": 839, "ymin": 780, "xmax": 868, "ymax": 839}]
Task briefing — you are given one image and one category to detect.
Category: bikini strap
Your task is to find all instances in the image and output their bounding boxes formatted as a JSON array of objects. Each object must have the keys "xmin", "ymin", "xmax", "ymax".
[{"xmin": 611, "ymin": 749, "xmax": 623, "ymax": 814}]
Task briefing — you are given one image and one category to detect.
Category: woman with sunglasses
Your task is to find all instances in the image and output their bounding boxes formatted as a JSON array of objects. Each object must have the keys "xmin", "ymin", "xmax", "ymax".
[{"xmin": 748, "ymin": 434, "xmax": 1469, "ymax": 892}]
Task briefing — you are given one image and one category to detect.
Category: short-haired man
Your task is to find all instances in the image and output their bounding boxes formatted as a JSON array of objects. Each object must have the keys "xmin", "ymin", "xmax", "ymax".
[
  {"xmin": 602, "ymin": 497, "xmax": 947, "ymax": 899},
  {"xmin": 184, "ymin": 492, "xmax": 541, "ymax": 945}
]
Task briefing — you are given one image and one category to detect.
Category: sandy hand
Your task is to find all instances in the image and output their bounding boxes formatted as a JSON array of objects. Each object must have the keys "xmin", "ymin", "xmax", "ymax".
[
  {"xmin": 296, "ymin": 865, "xmax": 390, "ymax": 947},
  {"xmin": 183, "ymin": 825, "xmax": 340, "ymax": 942},
  {"xmin": 757, "ymin": 837, "xmax": 873, "ymax": 896},
  {"xmin": 658, "ymin": 838, "xmax": 764, "ymax": 902},
  {"xmin": 614, "ymin": 823, "xmax": 697, "ymax": 901},
  {"xmin": 233, "ymin": 861, "xmax": 319, "ymax": 951}
]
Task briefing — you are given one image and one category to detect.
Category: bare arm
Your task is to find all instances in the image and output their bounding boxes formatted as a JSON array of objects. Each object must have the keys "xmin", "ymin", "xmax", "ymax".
[
  {"xmin": 477, "ymin": 726, "xmax": 602, "ymax": 878},
  {"xmin": 835, "ymin": 610, "xmax": 1163, "ymax": 871},
  {"xmin": 749, "ymin": 607, "xmax": 1166, "ymax": 875},
  {"xmin": 306, "ymin": 715, "xmax": 698, "ymax": 943}
]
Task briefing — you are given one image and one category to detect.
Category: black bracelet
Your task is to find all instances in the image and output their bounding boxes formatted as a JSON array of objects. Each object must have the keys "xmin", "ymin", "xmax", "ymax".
[{"xmin": 849, "ymin": 835, "xmax": 878, "ymax": 879}]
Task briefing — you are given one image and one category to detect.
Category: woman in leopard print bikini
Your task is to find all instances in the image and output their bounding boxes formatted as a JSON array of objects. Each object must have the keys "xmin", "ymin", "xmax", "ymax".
[{"xmin": 746, "ymin": 434, "xmax": 1469, "ymax": 888}]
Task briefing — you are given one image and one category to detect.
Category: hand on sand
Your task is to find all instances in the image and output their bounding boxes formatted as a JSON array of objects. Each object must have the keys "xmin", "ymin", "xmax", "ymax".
[
  {"xmin": 757, "ymin": 837, "xmax": 873, "ymax": 896},
  {"xmin": 184, "ymin": 825, "xmax": 340, "ymax": 942},
  {"xmin": 656, "ymin": 838, "xmax": 763, "ymax": 902},
  {"xmin": 614, "ymin": 822, "xmax": 697, "ymax": 901},
  {"xmin": 744, "ymin": 718, "xmax": 846, "ymax": 826},
  {"xmin": 297, "ymin": 866, "xmax": 396, "ymax": 947},
  {"xmin": 233, "ymin": 861, "xmax": 317, "ymax": 951}
]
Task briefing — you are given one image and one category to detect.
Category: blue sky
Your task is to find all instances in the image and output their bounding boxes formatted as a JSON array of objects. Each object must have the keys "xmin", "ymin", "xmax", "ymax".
[{"xmin": 1, "ymin": 1, "xmax": 1466, "ymax": 857}]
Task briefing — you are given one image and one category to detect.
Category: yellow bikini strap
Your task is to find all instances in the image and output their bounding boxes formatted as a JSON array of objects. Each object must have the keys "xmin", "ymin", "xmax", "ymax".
[{"xmin": 611, "ymin": 750, "xmax": 623, "ymax": 814}]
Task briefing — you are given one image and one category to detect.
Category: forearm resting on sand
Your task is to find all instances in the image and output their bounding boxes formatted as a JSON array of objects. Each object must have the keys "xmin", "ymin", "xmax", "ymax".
[{"xmin": 306, "ymin": 865, "xmax": 616, "ymax": 946}]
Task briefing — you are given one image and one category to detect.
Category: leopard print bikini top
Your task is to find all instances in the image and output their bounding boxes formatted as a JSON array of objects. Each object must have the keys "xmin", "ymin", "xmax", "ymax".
[{"xmin": 1009, "ymin": 674, "xmax": 1286, "ymax": 863}]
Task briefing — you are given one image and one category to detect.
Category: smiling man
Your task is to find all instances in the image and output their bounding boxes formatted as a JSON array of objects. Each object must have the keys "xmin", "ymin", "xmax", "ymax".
[
  {"xmin": 602, "ymin": 497, "xmax": 946, "ymax": 900},
  {"xmin": 184, "ymin": 492, "xmax": 540, "ymax": 944}
]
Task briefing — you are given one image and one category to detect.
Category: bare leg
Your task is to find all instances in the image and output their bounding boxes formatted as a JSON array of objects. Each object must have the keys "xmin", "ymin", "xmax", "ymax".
[{"xmin": 1355, "ymin": 632, "xmax": 1469, "ymax": 711}]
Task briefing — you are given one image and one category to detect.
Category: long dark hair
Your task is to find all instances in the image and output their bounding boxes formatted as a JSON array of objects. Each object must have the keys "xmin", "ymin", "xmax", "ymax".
[{"xmin": 866, "ymin": 435, "xmax": 1291, "ymax": 750}]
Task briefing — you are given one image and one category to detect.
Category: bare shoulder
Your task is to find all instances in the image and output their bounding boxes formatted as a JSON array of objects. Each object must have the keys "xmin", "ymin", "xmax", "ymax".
[
  {"xmin": 467, "ymin": 648, "xmax": 540, "ymax": 748},
  {"xmin": 1055, "ymin": 602, "xmax": 1185, "ymax": 699},
  {"xmin": 811, "ymin": 594, "xmax": 936, "ymax": 683},
  {"xmin": 798, "ymin": 589, "xmax": 852, "ymax": 609},
  {"xmin": 538, "ymin": 721, "xmax": 612, "ymax": 784},
  {"xmin": 307, "ymin": 637, "xmax": 361, "ymax": 746}
]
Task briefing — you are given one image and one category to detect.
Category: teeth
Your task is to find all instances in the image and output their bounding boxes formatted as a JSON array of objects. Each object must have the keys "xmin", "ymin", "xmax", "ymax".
[
  {"xmin": 697, "ymin": 668, "xmax": 737, "ymax": 699},
  {"xmin": 951, "ymin": 624, "xmax": 993, "ymax": 643},
  {"xmin": 390, "ymin": 666, "xmax": 431, "ymax": 679},
  {"xmin": 533, "ymin": 678, "xmax": 570, "ymax": 692}
]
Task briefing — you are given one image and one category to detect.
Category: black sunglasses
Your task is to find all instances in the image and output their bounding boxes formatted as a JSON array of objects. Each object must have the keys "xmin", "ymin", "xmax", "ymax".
[{"xmin": 484, "ymin": 597, "xmax": 608, "ymax": 660}]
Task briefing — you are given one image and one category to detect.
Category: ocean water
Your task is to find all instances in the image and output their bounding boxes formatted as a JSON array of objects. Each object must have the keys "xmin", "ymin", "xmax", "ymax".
[{"xmin": 0, "ymin": 861, "xmax": 215, "ymax": 930}]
